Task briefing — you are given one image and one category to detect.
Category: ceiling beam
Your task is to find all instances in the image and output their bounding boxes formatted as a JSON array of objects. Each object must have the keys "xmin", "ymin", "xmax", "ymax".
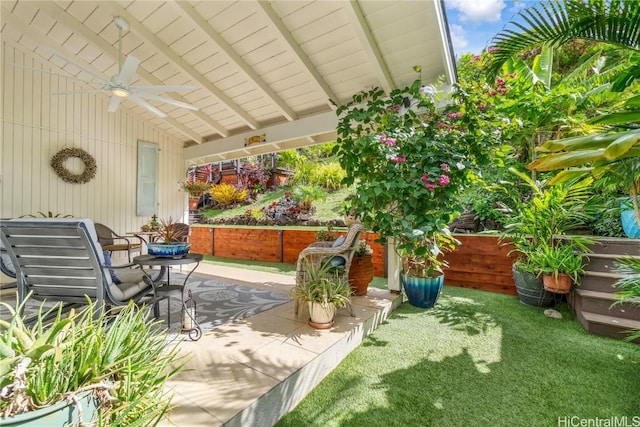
[
  {"xmin": 257, "ymin": 1, "xmax": 339, "ymax": 109},
  {"xmin": 29, "ymin": 0, "xmax": 225, "ymax": 140},
  {"xmin": 184, "ymin": 110, "xmax": 337, "ymax": 162},
  {"xmin": 99, "ymin": 1, "xmax": 260, "ymax": 130},
  {"xmin": 1, "ymin": 7, "xmax": 205, "ymax": 143},
  {"xmin": 175, "ymin": 1, "xmax": 297, "ymax": 122},
  {"xmin": 342, "ymin": 0, "xmax": 394, "ymax": 94}
]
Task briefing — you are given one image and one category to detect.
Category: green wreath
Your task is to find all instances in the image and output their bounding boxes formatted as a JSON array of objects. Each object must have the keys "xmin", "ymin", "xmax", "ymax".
[{"xmin": 50, "ymin": 147, "xmax": 97, "ymax": 184}]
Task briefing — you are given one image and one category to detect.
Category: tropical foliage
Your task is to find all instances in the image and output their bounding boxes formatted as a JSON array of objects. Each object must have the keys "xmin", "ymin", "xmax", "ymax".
[
  {"xmin": 486, "ymin": 0, "xmax": 640, "ymax": 226},
  {"xmin": 334, "ymin": 68, "xmax": 504, "ymax": 274},
  {"xmin": 0, "ymin": 298, "xmax": 184, "ymax": 424}
]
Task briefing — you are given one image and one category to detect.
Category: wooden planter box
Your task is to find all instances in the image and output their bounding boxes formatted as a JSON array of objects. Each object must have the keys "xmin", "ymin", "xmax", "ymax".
[{"xmin": 189, "ymin": 227, "xmax": 517, "ymax": 295}]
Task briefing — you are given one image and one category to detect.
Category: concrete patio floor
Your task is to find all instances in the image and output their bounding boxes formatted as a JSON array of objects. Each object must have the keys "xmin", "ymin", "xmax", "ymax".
[{"xmin": 157, "ymin": 263, "xmax": 402, "ymax": 427}]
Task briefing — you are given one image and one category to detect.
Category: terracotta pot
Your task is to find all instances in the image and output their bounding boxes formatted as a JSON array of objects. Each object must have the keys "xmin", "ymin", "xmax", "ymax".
[
  {"xmin": 188, "ymin": 198, "xmax": 199, "ymax": 211},
  {"xmin": 349, "ymin": 255, "xmax": 374, "ymax": 296},
  {"xmin": 542, "ymin": 273, "xmax": 573, "ymax": 294}
]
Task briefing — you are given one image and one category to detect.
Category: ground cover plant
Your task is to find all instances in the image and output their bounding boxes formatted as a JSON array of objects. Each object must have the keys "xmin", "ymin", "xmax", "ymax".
[{"xmin": 276, "ymin": 286, "xmax": 640, "ymax": 427}]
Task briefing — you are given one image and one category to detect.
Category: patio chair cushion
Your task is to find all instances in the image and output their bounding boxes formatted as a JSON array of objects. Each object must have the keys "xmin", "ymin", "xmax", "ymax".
[
  {"xmin": 332, "ymin": 236, "xmax": 346, "ymax": 247},
  {"xmin": 103, "ymin": 251, "xmax": 121, "ymax": 284}
]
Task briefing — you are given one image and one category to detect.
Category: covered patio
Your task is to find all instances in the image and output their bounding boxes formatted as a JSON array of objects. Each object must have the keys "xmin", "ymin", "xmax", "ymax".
[{"xmin": 0, "ymin": 1, "xmax": 453, "ymax": 425}]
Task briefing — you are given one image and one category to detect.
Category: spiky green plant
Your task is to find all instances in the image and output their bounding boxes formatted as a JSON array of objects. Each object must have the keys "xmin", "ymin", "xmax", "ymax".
[{"xmin": 0, "ymin": 297, "xmax": 186, "ymax": 425}]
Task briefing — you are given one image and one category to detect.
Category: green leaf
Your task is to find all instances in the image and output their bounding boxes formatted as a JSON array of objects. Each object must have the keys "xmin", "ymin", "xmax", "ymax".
[{"xmin": 603, "ymin": 131, "xmax": 640, "ymax": 160}]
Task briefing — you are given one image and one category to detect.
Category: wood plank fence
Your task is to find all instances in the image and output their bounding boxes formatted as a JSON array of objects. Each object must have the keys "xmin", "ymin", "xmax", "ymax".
[{"xmin": 190, "ymin": 226, "xmax": 517, "ymax": 295}]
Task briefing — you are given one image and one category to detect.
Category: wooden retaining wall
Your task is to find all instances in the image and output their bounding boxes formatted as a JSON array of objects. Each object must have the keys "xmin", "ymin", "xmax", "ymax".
[{"xmin": 190, "ymin": 226, "xmax": 516, "ymax": 295}]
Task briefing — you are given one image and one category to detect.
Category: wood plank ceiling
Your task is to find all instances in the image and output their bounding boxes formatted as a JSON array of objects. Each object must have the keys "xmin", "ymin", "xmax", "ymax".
[{"xmin": 1, "ymin": 0, "xmax": 457, "ymax": 163}]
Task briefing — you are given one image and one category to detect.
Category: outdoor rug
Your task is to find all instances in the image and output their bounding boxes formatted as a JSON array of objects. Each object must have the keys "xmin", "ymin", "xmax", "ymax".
[
  {"xmin": 157, "ymin": 274, "xmax": 291, "ymax": 338},
  {"xmin": 0, "ymin": 274, "xmax": 291, "ymax": 339}
]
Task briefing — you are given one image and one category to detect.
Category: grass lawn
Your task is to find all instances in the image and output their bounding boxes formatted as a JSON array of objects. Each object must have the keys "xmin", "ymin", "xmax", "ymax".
[{"xmin": 275, "ymin": 286, "xmax": 640, "ymax": 427}]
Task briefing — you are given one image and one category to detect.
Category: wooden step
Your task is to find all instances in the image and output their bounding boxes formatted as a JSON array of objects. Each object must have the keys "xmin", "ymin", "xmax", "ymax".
[
  {"xmin": 577, "ymin": 310, "xmax": 640, "ymax": 343},
  {"xmin": 572, "ymin": 289, "xmax": 640, "ymax": 321},
  {"xmin": 579, "ymin": 272, "xmax": 622, "ymax": 292},
  {"xmin": 586, "ymin": 253, "xmax": 640, "ymax": 260}
]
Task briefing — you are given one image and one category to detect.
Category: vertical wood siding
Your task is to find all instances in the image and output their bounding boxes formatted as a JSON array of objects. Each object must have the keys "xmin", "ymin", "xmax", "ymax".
[{"xmin": 1, "ymin": 42, "xmax": 186, "ymax": 244}]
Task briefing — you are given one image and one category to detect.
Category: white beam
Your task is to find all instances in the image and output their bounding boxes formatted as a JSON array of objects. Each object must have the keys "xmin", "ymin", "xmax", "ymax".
[
  {"xmin": 257, "ymin": 1, "xmax": 339, "ymax": 109},
  {"xmin": 175, "ymin": 1, "xmax": 297, "ymax": 122},
  {"xmin": 184, "ymin": 111, "xmax": 337, "ymax": 161},
  {"xmin": 343, "ymin": 1, "xmax": 394, "ymax": 94},
  {"xmin": 99, "ymin": 2, "xmax": 260, "ymax": 130}
]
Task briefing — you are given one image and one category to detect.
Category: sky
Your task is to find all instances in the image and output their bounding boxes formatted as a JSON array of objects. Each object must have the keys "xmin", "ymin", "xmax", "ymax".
[{"xmin": 443, "ymin": 0, "xmax": 534, "ymax": 57}]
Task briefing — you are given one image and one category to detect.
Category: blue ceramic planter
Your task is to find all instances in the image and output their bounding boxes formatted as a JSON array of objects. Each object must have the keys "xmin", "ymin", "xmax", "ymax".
[
  {"xmin": 401, "ymin": 272, "xmax": 444, "ymax": 308},
  {"xmin": 621, "ymin": 198, "xmax": 640, "ymax": 238},
  {"xmin": 147, "ymin": 242, "xmax": 191, "ymax": 257}
]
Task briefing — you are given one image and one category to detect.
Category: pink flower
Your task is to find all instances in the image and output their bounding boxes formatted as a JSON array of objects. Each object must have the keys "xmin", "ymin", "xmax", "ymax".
[
  {"xmin": 437, "ymin": 123, "xmax": 447, "ymax": 129},
  {"xmin": 440, "ymin": 163, "xmax": 450, "ymax": 172},
  {"xmin": 385, "ymin": 138, "xmax": 396, "ymax": 146},
  {"xmin": 425, "ymin": 183, "xmax": 436, "ymax": 191},
  {"xmin": 378, "ymin": 134, "xmax": 387, "ymax": 143},
  {"xmin": 421, "ymin": 174, "xmax": 428, "ymax": 183},
  {"xmin": 446, "ymin": 112, "xmax": 463, "ymax": 119},
  {"xmin": 391, "ymin": 156, "xmax": 406, "ymax": 163},
  {"xmin": 439, "ymin": 175, "xmax": 450, "ymax": 186}
]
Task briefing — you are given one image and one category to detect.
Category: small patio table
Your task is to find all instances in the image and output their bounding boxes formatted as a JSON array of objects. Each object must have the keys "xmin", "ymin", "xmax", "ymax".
[{"xmin": 133, "ymin": 253, "xmax": 203, "ymax": 341}]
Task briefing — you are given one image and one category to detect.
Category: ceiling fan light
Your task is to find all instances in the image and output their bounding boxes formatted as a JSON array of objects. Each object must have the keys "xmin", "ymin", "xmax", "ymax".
[{"xmin": 111, "ymin": 87, "xmax": 129, "ymax": 98}]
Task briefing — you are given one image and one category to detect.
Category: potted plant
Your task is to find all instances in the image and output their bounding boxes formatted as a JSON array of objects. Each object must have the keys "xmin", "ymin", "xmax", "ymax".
[
  {"xmin": 147, "ymin": 217, "xmax": 191, "ymax": 257},
  {"xmin": 348, "ymin": 240, "xmax": 374, "ymax": 296},
  {"xmin": 500, "ymin": 168, "xmax": 594, "ymax": 304},
  {"xmin": 334, "ymin": 67, "xmax": 500, "ymax": 307},
  {"xmin": 292, "ymin": 261, "xmax": 351, "ymax": 329},
  {"xmin": 0, "ymin": 297, "xmax": 185, "ymax": 426},
  {"xmin": 180, "ymin": 180, "xmax": 211, "ymax": 198},
  {"xmin": 528, "ymin": 242, "xmax": 586, "ymax": 294},
  {"xmin": 180, "ymin": 180, "xmax": 211, "ymax": 211},
  {"xmin": 397, "ymin": 229, "xmax": 460, "ymax": 308}
]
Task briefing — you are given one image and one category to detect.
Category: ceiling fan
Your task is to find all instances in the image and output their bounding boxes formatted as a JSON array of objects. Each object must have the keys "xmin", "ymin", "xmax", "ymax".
[{"xmin": 42, "ymin": 16, "xmax": 198, "ymax": 118}]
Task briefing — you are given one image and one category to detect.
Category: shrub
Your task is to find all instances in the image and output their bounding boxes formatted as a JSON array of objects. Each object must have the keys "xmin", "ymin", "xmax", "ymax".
[
  {"xmin": 211, "ymin": 183, "xmax": 248, "ymax": 206},
  {"xmin": 292, "ymin": 185, "xmax": 327, "ymax": 209},
  {"xmin": 309, "ymin": 161, "xmax": 346, "ymax": 190}
]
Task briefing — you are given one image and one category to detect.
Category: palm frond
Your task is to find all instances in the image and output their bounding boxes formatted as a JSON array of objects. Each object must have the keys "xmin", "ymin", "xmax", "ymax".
[{"xmin": 488, "ymin": 0, "xmax": 640, "ymax": 77}]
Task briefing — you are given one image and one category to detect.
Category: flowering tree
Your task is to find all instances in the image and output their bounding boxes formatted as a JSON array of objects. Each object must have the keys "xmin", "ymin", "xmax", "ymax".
[{"xmin": 334, "ymin": 70, "xmax": 503, "ymax": 274}]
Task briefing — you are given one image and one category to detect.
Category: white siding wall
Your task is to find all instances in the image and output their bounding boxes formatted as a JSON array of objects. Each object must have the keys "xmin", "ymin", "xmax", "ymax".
[{"xmin": 1, "ymin": 42, "xmax": 187, "ymax": 238}]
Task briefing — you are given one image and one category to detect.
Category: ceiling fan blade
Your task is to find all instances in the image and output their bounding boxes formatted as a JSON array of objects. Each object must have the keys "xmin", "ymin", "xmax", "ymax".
[
  {"xmin": 108, "ymin": 95, "xmax": 123, "ymax": 113},
  {"xmin": 136, "ymin": 93, "xmax": 199, "ymax": 111},
  {"xmin": 128, "ymin": 94, "xmax": 166, "ymax": 118},
  {"xmin": 116, "ymin": 55, "xmax": 140, "ymax": 85},
  {"xmin": 39, "ymin": 45, "xmax": 110, "ymax": 84},
  {"xmin": 133, "ymin": 85, "xmax": 196, "ymax": 93}
]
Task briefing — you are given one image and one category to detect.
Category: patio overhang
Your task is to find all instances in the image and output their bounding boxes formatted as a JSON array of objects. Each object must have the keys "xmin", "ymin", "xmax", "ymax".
[{"xmin": 2, "ymin": 0, "xmax": 457, "ymax": 164}]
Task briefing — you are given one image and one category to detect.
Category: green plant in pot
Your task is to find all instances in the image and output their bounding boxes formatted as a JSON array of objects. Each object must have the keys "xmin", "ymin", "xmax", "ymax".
[
  {"xmin": 147, "ymin": 217, "xmax": 191, "ymax": 257},
  {"xmin": 334, "ymin": 67, "xmax": 502, "ymax": 308},
  {"xmin": 292, "ymin": 260, "xmax": 351, "ymax": 329},
  {"xmin": 500, "ymin": 168, "xmax": 594, "ymax": 303},
  {"xmin": 0, "ymin": 297, "xmax": 185, "ymax": 426},
  {"xmin": 179, "ymin": 180, "xmax": 211, "ymax": 198},
  {"xmin": 528, "ymin": 241, "xmax": 587, "ymax": 294}
]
